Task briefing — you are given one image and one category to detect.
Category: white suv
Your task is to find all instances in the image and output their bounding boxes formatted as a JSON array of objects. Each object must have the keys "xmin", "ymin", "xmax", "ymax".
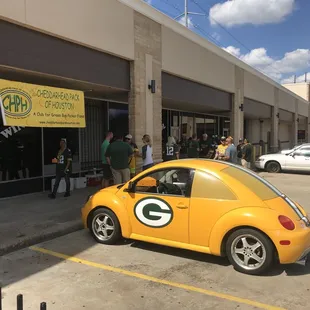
[{"xmin": 255, "ymin": 143, "xmax": 310, "ymax": 173}]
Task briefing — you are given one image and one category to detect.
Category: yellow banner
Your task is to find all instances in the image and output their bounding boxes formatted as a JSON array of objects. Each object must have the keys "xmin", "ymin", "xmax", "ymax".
[{"xmin": 0, "ymin": 79, "xmax": 85, "ymax": 128}]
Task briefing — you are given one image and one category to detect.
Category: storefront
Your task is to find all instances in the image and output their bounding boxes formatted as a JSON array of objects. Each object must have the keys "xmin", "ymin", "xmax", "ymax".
[
  {"xmin": 162, "ymin": 109, "xmax": 230, "ymax": 143},
  {"xmin": 0, "ymin": 78, "xmax": 129, "ymax": 198}
]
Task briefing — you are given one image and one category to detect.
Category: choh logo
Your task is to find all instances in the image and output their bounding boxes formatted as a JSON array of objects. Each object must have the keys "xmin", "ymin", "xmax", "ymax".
[
  {"xmin": 134, "ymin": 197, "xmax": 173, "ymax": 228},
  {"xmin": 0, "ymin": 88, "xmax": 32, "ymax": 117}
]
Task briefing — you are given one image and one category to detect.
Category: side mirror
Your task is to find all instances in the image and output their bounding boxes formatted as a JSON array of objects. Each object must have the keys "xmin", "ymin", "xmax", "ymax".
[{"xmin": 127, "ymin": 181, "xmax": 135, "ymax": 193}]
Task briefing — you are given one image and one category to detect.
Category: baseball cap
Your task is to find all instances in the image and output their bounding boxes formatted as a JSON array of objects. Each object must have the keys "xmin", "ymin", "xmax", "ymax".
[
  {"xmin": 60, "ymin": 138, "xmax": 67, "ymax": 143},
  {"xmin": 125, "ymin": 134, "xmax": 132, "ymax": 139}
]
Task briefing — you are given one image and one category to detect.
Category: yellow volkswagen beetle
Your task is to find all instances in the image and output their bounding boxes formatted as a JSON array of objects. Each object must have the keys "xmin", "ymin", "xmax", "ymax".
[{"xmin": 81, "ymin": 159, "xmax": 310, "ymax": 275}]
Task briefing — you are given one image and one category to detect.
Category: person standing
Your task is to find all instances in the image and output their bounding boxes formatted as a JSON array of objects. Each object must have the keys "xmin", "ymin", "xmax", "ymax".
[
  {"xmin": 105, "ymin": 133, "xmax": 133, "ymax": 184},
  {"xmin": 214, "ymin": 136, "xmax": 227, "ymax": 160},
  {"xmin": 187, "ymin": 134, "xmax": 200, "ymax": 158},
  {"xmin": 241, "ymin": 138, "xmax": 253, "ymax": 169},
  {"xmin": 199, "ymin": 133, "xmax": 210, "ymax": 158},
  {"xmin": 49, "ymin": 138, "xmax": 72, "ymax": 199},
  {"xmin": 223, "ymin": 137, "xmax": 237, "ymax": 164},
  {"xmin": 142, "ymin": 134, "xmax": 154, "ymax": 170},
  {"xmin": 164, "ymin": 136, "xmax": 180, "ymax": 161},
  {"xmin": 125, "ymin": 134, "xmax": 139, "ymax": 178},
  {"xmin": 237, "ymin": 138, "xmax": 244, "ymax": 165},
  {"xmin": 101, "ymin": 132, "xmax": 113, "ymax": 188}
]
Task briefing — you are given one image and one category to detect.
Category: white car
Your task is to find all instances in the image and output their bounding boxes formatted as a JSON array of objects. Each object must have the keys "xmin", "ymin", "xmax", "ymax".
[{"xmin": 256, "ymin": 144, "xmax": 310, "ymax": 173}]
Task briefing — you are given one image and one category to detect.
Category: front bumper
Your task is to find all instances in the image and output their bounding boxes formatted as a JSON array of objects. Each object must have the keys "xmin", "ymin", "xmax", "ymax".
[
  {"xmin": 268, "ymin": 226, "xmax": 310, "ymax": 264},
  {"xmin": 255, "ymin": 160, "xmax": 265, "ymax": 170}
]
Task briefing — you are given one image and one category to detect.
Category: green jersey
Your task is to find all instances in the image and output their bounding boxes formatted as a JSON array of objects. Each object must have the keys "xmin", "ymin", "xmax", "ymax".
[
  {"xmin": 56, "ymin": 148, "xmax": 72, "ymax": 174},
  {"xmin": 187, "ymin": 140, "xmax": 200, "ymax": 158},
  {"xmin": 101, "ymin": 140, "xmax": 110, "ymax": 164},
  {"xmin": 105, "ymin": 141, "xmax": 133, "ymax": 170}
]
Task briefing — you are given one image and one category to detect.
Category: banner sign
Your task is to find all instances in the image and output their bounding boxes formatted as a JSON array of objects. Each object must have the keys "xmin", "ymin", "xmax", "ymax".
[{"xmin": 0, "ymin": 79, "xmax": 85, "ymax": 128}]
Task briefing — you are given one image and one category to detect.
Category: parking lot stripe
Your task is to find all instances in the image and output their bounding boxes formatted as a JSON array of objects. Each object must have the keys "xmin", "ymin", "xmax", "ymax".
[{"xmin": 30, "ymin": 246, "xmax": 285, "ymax": 310}]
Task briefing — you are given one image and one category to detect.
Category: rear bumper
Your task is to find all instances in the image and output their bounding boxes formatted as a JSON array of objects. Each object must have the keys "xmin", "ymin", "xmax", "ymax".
[{"xmin": 267, "ymin": 227, "xmax": 310, "ymax": 264}]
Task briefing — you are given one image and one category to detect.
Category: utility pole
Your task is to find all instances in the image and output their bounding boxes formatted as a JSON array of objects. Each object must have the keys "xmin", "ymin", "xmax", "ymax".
[{"xmin": 174, "ymin": 0, "xmax": 205, "ymax": 28}]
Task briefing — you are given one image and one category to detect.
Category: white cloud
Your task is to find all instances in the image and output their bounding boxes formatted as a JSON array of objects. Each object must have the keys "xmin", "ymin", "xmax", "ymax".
[
  {"xmin": 224, "ymin": 46, "xmax": 310, "ymax": 82},
  {"xmin": 282, "ymin": 72, "xmax": 310, "ymax": 84},
  {"xmin": 210, "ymin": 0, "xmax": 295, "ymax": 27},
  {"xmin": 178, "ymin": 15, "xmax": 194, "ymax": 29},
  {"xmin": 211, "ymin": 32, "xmax": 221, "ymax": 42}
]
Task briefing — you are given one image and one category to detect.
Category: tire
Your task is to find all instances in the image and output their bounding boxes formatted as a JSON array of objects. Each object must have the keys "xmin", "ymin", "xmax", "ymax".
[
  {"xmin": 226, "ymin": 228, "xmax": 274, "ymax": 275},
  {"xmin": 265, "ymin": 161, "xmax": 281, "ymax": 173},
  {"xmin": 89, "ymin": 208, "xmax": 121, "ymax": 245}
]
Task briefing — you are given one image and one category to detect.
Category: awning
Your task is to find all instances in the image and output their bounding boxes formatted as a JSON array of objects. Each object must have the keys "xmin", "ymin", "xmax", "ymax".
[{"xmin": 0, "ymin": 79, "xmax": 85, "ymax": 128}]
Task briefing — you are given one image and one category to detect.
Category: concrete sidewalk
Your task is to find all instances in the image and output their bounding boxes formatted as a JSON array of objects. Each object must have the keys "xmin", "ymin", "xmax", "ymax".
[{"xmin": 0, "ymin": 186, "xmax": 99, "ymax": 256}]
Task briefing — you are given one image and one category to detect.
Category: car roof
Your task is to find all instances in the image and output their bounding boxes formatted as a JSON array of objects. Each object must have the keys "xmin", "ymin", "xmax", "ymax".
[{"xmin": 153, "ymin": 159, "xmax": 230, "ymax": 172}]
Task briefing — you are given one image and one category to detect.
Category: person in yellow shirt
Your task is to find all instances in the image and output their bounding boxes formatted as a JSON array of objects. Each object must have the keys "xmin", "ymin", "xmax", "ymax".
[
  {"xmin": 215, "ymin": 136, "xmax": 228, "ymax": 160},
  {"xmin": 125, "ymin": 134, "xmax": 139, "ymax": 178}
]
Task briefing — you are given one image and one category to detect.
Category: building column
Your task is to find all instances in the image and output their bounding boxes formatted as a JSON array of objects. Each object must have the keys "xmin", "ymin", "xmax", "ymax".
[
  {"xmin": 259, "ymin": 119, "xmax": 264, "ymax": 141},
  {"xmin": 271, "ymin": 88, "xmax": 279, "ymax": 153},
  {"xmin": 292, "ymin": 99, "xmax": 298, "ymax": 147},
  {"xmin": 230, "ymin": 66, "xmax": 244, "ymax": 142},
  {"xmin": 128, "ymin": 12, "xmax": 162, "ymax": 167}
]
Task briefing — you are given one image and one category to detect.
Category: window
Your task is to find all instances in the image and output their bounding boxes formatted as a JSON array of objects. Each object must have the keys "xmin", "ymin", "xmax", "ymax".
[
  {"xmin": 135, "ymin": 168, "xmax": 192, "ymax": 197},
  {"xmin": 191, "ymin": 170, "xmax": 237, "ymax": 200},
  {"xmin": 294, "ymin": 147, "xmax": 310, "ymax": 157},
  {"xmin": 222, "ymin": 166, "xmax": 281, "ymax": 201}
]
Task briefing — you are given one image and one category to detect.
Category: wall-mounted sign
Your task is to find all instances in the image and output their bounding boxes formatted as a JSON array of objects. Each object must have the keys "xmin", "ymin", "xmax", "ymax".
[{"xmin": 0, "ymin": 79, "xmax": 85, "ymax": 128}]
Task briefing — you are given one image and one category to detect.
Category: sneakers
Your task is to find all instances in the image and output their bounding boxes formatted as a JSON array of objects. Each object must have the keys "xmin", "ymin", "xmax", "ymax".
[{"xmin": 48, "ymin": 193, "xmax": 71, "ymax": 199}]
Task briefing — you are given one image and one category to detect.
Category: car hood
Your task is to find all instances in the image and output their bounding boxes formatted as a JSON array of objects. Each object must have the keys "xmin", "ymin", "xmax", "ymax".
[
  {"xmin": 100, "ymin": 184, "xmax": 123, "ymax": 194},
  {"xmin": 281, "ymin": 149, "xmax": 292, "ymax": 155},
  {"xmin": 259, "ymin": 153, "xmax": 287, "ymax": 160}
]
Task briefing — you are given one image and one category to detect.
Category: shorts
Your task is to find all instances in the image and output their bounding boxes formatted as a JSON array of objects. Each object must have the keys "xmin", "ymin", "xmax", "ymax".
[{"xmin": 102, "ymin": 164, "xmax": 112, "ymax": 180}]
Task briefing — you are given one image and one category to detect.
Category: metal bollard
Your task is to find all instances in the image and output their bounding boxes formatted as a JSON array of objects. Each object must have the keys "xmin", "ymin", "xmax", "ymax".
[
  {"xmin": 40, "ymin": 302, "xmax": 47, "ymax": 310},
  {"xmin": 17, "ymin": 294, "xmax": 23, "ymax": 310}
]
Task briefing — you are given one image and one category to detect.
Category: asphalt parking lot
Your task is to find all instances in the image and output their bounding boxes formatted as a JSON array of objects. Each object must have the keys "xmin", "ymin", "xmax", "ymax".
[{"xmin": 1, "ymin": 172, "xmax": 310, "ymax": 310}]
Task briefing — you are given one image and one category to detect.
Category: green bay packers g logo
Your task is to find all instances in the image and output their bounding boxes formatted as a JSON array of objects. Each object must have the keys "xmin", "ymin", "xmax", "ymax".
[{"xmin": 134, "ymin": 197, "xmax": 173, "ymax": 228}]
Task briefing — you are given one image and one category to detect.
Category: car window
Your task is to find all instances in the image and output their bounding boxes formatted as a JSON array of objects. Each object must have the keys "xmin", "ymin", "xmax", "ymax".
[
  {"xmin": 222, "ymin": 166, "xmax": 280, "ymax": 201},
  {"xmin": 295, "ymin": 147, "xmax": 310, "ymax": 157},
  {"xmin": 191, "ymin": 170, "xmax": 237, "ymax": 200},
  {"xmin": 135, "ymin": 168, "xmax": 192, "ymax": 197}
]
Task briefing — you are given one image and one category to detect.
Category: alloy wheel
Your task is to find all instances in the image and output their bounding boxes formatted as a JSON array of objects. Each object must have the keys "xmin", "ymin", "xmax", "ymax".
[{"xmin": 92, "ymin": 213, "xmax": 115, "ymax": 241}]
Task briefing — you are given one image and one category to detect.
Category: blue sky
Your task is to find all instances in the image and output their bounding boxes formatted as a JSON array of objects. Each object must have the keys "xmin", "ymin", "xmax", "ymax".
[{"xmin": 144, "ymin": 0, "xmax": 310, "ymax": 84}]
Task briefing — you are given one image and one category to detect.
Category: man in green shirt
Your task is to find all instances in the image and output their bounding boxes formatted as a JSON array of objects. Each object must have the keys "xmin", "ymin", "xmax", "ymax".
[
  {"xmin": 105, "ymin": 134, "xmax": 133, "ymax": 184},
  {"xmin": 101, "ymin": 132, "xmax": 113, "ymax": 188},
  {"xmin": 187, "ymin": 134, "xmax": 200, "ymax": 158}
]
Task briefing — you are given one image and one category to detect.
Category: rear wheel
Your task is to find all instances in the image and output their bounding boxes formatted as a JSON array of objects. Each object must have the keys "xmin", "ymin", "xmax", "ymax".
[
  {"xmin": 89, "ymin": 208, "xmax": 121, "ymax": 245},
  {"xmin": 226, "ymin": 228, "xmax": 274, "ymax": 275},
  {"xmin": 265, "ymin": 161, "xmax": 281, "ymax": 173}
]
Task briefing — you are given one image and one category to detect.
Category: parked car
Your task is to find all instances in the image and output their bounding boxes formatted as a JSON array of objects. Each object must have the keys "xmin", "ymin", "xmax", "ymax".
[
  {"xmin": 82, "ymin": 159, "xmax": 310, "ymax": 275},
  {"xmin": 256, "ymin": 144, "xmax": 310, "ymax": 173}
]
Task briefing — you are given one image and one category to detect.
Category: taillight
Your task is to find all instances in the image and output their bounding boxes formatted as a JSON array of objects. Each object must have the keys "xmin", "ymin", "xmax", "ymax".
[{"xmin": 278, "ymin": 215, "xmax": 295, "ymax": 230}]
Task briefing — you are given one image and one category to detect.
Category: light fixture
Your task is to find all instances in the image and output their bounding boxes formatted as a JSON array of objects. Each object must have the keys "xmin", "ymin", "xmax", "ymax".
[{"xmin": 148, "ymin": 80, "xmax": 156, "ymax": 94}]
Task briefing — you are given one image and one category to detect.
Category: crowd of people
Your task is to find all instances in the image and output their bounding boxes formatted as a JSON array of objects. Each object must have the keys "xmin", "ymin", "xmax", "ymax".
[
  {"xmin": 101, "ymin": 132, "xmax": 253, "ymax": 189},
  {"xmin": 48, "ymin": 132, "xmax": 253, "ymax": 198}
]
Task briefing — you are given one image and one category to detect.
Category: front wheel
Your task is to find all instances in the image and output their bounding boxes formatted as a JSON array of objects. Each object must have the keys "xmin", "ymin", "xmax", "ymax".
[
  {"xmin": 89, "ymin": 208, "xmax": 121, "ymax": 245},
  {"xmin": 226, "ymin": 228, "xmax": 275, "ymax": 275},
  {"xmin": 265, "ymin": 161, "xmax": 281, "ymax": 173}
]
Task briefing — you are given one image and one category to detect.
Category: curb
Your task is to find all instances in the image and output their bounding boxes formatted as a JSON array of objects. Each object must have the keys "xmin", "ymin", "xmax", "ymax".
[{"xmin": 0, "ymin": 221, "xmax": 83, "ymax": 256}]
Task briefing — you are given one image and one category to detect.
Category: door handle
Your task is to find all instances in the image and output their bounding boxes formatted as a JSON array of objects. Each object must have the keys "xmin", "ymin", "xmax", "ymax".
[{"xmin": 176, "ymin": 204, "xmax": 188, "ymax": 209}]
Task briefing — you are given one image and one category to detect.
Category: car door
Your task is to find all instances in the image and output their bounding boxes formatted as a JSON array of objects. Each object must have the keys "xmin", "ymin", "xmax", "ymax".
[
  {"xmin": 291, "ymin": 147, "xmax": 310, "ymax": 171},
  {"xmin": 189, "ymin": 169, "xmax": 240, "ymax": 247},
  {"xmin": 124, "ymin": 168, "xmax": 193, "ymax": 244}
]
